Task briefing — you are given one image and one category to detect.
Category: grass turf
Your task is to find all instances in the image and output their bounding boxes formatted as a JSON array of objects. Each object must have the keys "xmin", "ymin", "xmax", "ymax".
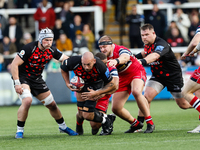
[{"xmin": 0, "ymin": 100, "xmax": 200, "ymax": 150}]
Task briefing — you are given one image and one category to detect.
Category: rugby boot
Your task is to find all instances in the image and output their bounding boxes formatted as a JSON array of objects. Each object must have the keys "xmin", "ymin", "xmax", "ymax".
[
  {"xmin": 15, "ymin": 131, "xmax": 23, "ymax": 139},
  {"xmin": 59, "ymin": 127, "xmax": 78, "ymax": 136},
  {"xmin": 108, "ymin": 114, "xmax": 116, "ymax": 124},
  {"xmin": 101, "ymin": 117, "xmax": 113, "ymax": 135},
  {"xmin": 124, "ymin": 121, "xmax": 143, "ymax": 133},
  {"xmin": 76, "ymin": 124, "xmax": 84, "ymax": 135},
  {"xmin": 99, "ymin": 114, "xmax": 116, "ymax": 135},
  {"xmin": 144, "ymin": 123, "xmax": 155, "ymax": 133}
]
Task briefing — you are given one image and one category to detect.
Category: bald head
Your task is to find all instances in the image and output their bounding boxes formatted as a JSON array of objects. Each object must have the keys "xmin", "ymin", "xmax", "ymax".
[
  {"xmin": 81, "ymin": 52, "xmax": 96, "ymax": 72},
  {"xmin": 82, "ymin": 52, "xmax": 94, "ymax": 60}
]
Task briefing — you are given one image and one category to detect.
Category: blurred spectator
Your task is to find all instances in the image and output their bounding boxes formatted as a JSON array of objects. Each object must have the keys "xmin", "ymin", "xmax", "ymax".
[
  {"xmin": 56, "ymin": 32, "xmax": 73, "ymax": 53},
  {"xmin": 82, "ymin": 24, "xmax": 95, "ymax": 52},
  {"xmin": 166, "ymin": 27, "xmax": 187, "ymax": 47},
  {"xmin": 126, "ymin": 4, "xmax": 144, "ymax": 48},
  {"xmin": 188, "ymin": 15, "xmax": 200, "ymax": 41},
  {"xmin": 0, "ymin": 14, "xmax": 7, "ymax": 43},
  {"xmin": 53, "ymin": 19, "xmax": 69, "ymax": 41},
  {"xmin": 72, "ymin": 30, "xmax": 89, "ymax": 56},
  {"xmin": 73, "ymin": 0, "xmax": 93, "ymax": 24},
  {"xmin": 164, "ymin": 21, "xmax": 178, "ymax": 40},
  {"xmin": 3, "ymin": 16, "xmax": 23, "ymax": 52},
  {"xmin": 91, "ymin": 0, "xmax": 107, "ymax": 26},
  {"xmin": 57, "ymin": 1, "xmax": 74, "ymax": 23},
  {"xmin": 15, "ymin": 0, "xmax": 30, "ymax": 28},
  {"xmin": 172, "ymin": 8, "xmax": 190, "ymax": 43},
  {"xmin": 34, "ymin": 0, "xmax": 56, "ymax": 30},
  {"xmin": 0, "ymin": 14, "xmax": 7, "ymax": 31},
  {"xmin": 0, "ymin": 36, "xmax": 17, "ymax": 71},
  {"xmin": 0, "ymin": 0, "xmax": 8, "ymax": 8},
  {"xmin": 57, "ymin": 1, "xmax": 74, "ymax": 39},
  {"xmin": 20, "ymin": 32, "xmax": 33, "ymax": 48},
  {"xmin": 68, "ymin": 0, "xmax": 75, "ymax": 7},
  {"xmin": 145, "ymin": 4, "xmax": 167, "ymax": 39},
  {"xmin": 189, "ymin": 8, "xmax": 200, "ymax": 21},
  {"xmin": 69, "ymin": 15, "xmax": 84, "ymax": 41}
]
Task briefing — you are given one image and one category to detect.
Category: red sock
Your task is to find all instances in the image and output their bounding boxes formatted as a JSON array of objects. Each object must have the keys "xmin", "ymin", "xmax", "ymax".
[
  {"xmin": 190, "ymin": 96, "xmax": 200, "ymax": 112},
  {"xmin": 130, "ymin": 119, "xmax": 139, "ymax": 127},
  {"xmin": 77, "ymin": 121, "xmax": 83, "ymax": 126},
  {"xmin": 145, "ymin": 116, "xmax": 154, "ymax": 125}
]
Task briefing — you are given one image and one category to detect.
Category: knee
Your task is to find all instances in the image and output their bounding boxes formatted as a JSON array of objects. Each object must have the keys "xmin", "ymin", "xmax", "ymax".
[
  {"xmin": 112, "ymin": 106, "xmax": 119, "ymax": 115},
  {"xmin": 23, "ymin": 97, "xmax": 32, "ymax": 109},
  {"xmin": 144, "ymin": 94, "xmax": 152, "ymax": 104},
  {"xmin": 176, "ymin": 98, "xmax": 190, "ymax": 110},
  {"xmin": 46, "ymin": 101, "xmax": 58, "ymax": 111},
  {"xmin": 131, "ymin": 88, "xmax": 141, "ymax": 98}
]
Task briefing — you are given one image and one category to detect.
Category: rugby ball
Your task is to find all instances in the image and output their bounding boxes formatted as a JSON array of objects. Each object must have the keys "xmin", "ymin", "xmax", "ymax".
[{"xmin": 70, "ymin": 76, "xmax": 85, "ymax": 89}]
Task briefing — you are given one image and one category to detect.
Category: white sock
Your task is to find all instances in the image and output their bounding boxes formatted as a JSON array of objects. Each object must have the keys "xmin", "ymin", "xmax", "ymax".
[
  {"xmin": 102, "ymin": 117, "xmax": 106, "ymax": 124},
  {"xmin": 58, "ymin": 121, "xmax": 67, "ymax": 130},
  {"xmin": 17, "ymin": 126, "xmax": 24, "ymax": 132},
  {"xmin": 103, "ymin": 114, "xmax": 107, "ymax": 118}
]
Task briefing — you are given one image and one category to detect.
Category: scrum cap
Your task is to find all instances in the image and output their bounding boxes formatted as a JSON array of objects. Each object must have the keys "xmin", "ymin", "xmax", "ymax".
[{"xmin": 38, "ymin": 28, "xmax": 54, "ymax": 44}]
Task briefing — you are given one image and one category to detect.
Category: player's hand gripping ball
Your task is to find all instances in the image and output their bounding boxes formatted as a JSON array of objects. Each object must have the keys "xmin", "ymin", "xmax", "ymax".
[{"xmin": 70, "ymin": 76, "xmax": 85, "ymax": 89}]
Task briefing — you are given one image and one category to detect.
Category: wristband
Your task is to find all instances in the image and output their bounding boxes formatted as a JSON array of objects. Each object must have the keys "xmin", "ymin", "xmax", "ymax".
[
  {"xmin": 135, "ymin": 53, "xmax": 143, "ymax": 59},
  {"xmin": 115, "ymin": 58, "xmax": 120, "ymax": 64},
  {"xmin": 140, "ymin": 59, "xmax": 147, "ymax": 66},
  {"xmin": 14, "ymin": 79, "xmax": 21, "ymax": 86}
]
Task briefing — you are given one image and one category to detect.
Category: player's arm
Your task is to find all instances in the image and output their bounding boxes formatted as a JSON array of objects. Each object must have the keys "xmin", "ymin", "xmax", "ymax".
[
  {"xmin": 182, "ymin": 33, "xmax": 200, "ymax": 58},
  {"xmin": 82, "ymin": 77, "xmax": 117, "ymax": 100},
  {"xmin": 139, "ymin": 52, "xmax": 160, "ymax": 65},
  {"xmin": 60, "ymin": 59, "xmax": 80, "ymax": 91},
  {"xmin": 10, "ymin": 55, "xmax": 24, "ymax": 95},
  {"xmin": 108, "ymin": 53, "xmax": 130, "ymax": 67}
]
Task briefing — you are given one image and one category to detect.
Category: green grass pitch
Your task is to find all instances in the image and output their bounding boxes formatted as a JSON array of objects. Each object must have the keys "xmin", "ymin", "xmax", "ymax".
[{"xmin": 0, "ymin": 100, "xmax": 200, "ymax": 150}]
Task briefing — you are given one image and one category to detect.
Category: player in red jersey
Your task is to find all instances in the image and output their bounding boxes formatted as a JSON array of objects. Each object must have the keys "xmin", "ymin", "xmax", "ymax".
[
  {"xmin": 10, "ymin": 28, "xmax": 78, "ymax": 139},
  {"xmin": 76, "ymin": 52, "xmax": 119, "ymax": 135},
  {"xmin": 98, "ymin": 35, "xmax": 155, "ymax": 133}
]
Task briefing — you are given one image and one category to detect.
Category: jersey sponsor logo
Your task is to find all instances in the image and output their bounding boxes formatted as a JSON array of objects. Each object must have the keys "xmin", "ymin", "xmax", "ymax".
[
  {"xmin": 155, "ymin": 45, "xmax": 164, "ymax": 53},
  {"xmin": 105, "ymin": 68, "xmax": 111, "ymax": 78},
  {"xmin": 19, "ymin": 50, "xmax": 25, "ymax": 58},
  {"xmin": 149, "ymin": 61, "xmax": 160, "ymax": 65}
]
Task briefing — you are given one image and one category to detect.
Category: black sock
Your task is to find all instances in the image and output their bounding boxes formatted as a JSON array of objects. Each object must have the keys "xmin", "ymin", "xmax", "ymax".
[
  {"xmin": 137, "ymin": 116, "xmax": 145, "ymax": 123},
  {"xmin": 93, "ymin": 111, "xmax": 104, "ymax": 123},
  {"xmin": 17, "ymin": 120, "xmax": 25, "ymax": 127},
  {"xmin": 56, "ymin": 117, "xmax": 64, "ymax": 124}
]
